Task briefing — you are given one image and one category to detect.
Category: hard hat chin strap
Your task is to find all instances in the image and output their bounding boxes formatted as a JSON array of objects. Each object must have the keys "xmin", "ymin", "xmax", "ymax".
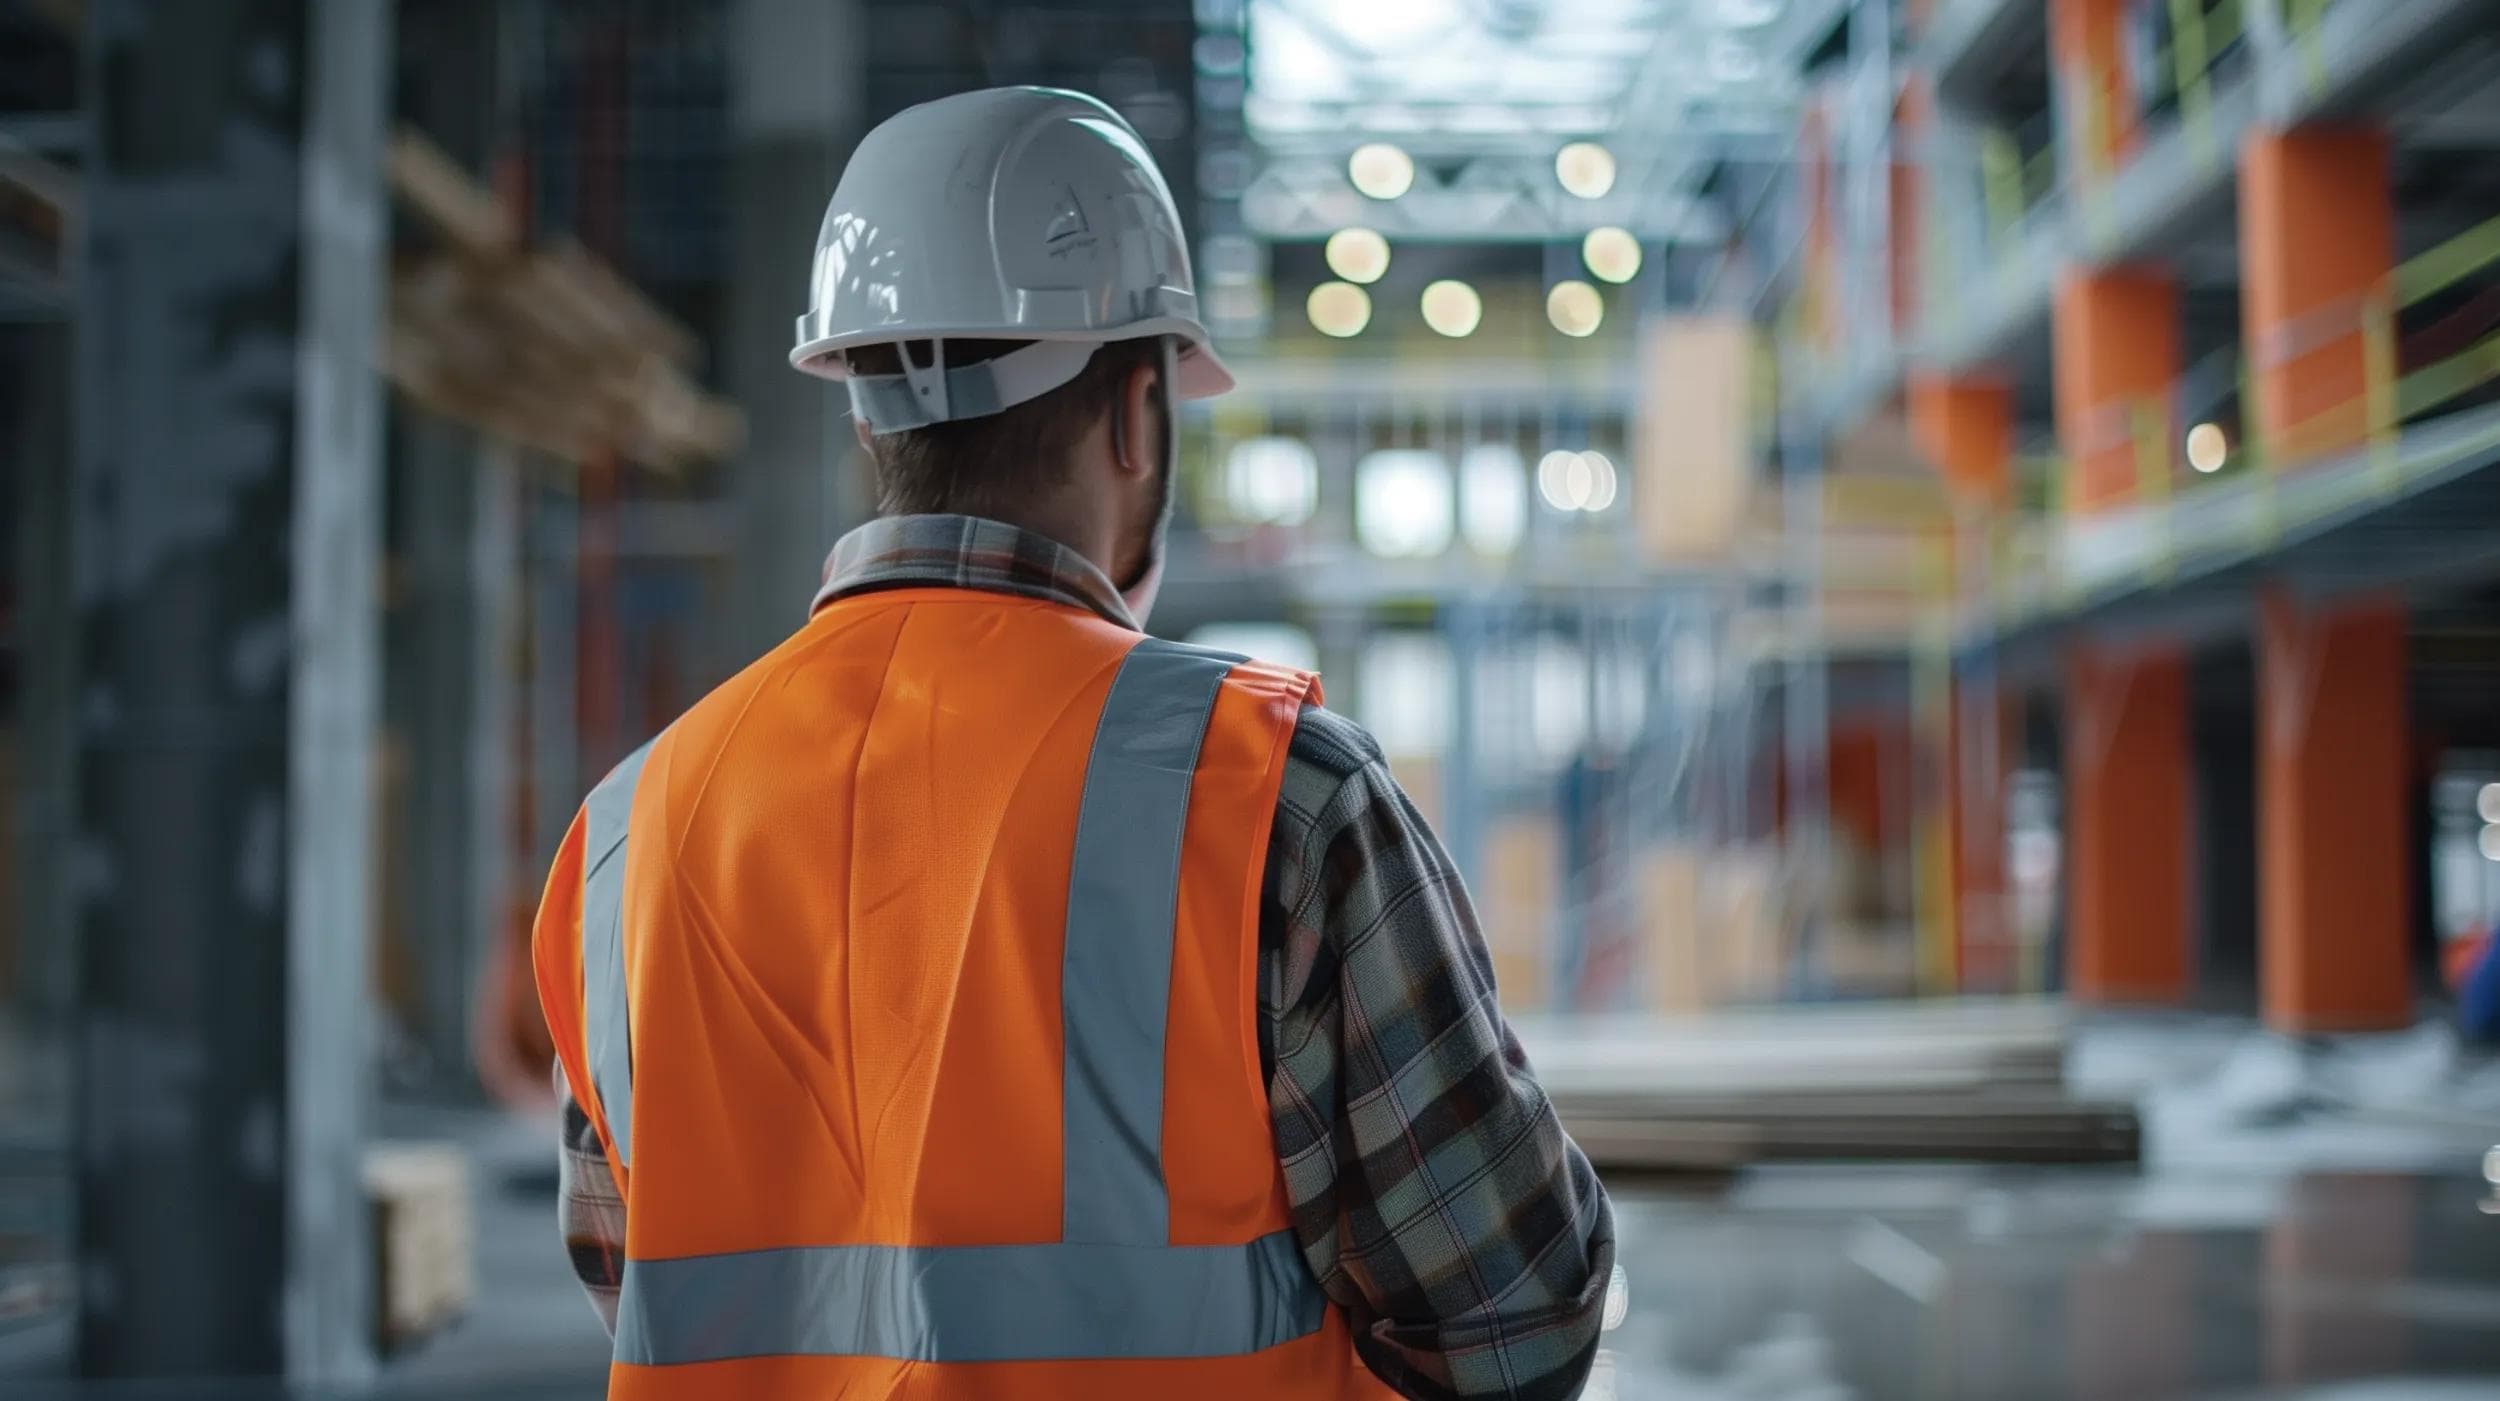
[{"xmin": 845, "ymin": 338, "xmax": 1101, "ymax": 434}]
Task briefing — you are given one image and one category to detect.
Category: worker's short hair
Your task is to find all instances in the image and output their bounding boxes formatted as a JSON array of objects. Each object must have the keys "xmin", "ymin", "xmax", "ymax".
[{"xmin": 845, "ymin": 336, "xmax": 1167, "ymax": 518}]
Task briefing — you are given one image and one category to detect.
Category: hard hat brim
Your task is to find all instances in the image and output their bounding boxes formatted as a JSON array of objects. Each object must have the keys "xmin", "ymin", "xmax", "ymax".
[{"xmin": 790, "ymin": 316, "xmax": 1233, "ymax": 401}]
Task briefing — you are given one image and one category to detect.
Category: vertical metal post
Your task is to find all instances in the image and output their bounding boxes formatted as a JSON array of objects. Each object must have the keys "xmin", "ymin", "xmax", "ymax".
[
  {"xmin": 10, "ymin": 322, "xmax": 77, "ymax": 1067},
  {"xmin": 398, "ymin": 418, "xmax": 480, "ymax": 1087},
  {"xmin": 1780, "ymin": 374, "xmax": 1831, "ymax": 999},
  {"xmin": 723, "ymin": 0, "xmax": 864, "ymax": 676},
  {"xmin": 72, "ymin": 0, "xmax": 390, "ymax": 1380}
]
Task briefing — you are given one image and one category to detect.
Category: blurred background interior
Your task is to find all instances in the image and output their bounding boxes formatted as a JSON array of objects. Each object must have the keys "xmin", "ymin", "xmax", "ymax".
[{"xmin": 7, "ymin": 0, "xmax": 2500, "ymax": 1396}]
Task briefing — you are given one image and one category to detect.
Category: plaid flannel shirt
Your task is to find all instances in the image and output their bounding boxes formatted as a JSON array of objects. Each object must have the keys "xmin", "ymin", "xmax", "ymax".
[{"xmin": 556, "ymin": 514, "xmax": 1615, "ymax": 1399}]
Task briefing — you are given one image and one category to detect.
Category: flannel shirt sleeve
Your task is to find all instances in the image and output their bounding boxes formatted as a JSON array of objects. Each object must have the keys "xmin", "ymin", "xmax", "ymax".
[
  {"xmin": 1263, "ymin": 707, "xmax": 1616, "ymax": 1400},
  {"xmin": 557, "ymin": 1068, "xmax": 626, "ymax": 1336}
]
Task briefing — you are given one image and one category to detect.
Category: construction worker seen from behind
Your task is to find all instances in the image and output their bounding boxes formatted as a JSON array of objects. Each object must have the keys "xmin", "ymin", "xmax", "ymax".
[{"xmin": 532, "ymin": 85, "xmax": 1615, "ymax": 1400}]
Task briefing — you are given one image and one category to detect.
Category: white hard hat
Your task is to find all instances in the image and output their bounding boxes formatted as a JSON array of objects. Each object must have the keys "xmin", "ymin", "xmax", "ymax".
[{"xmin": 790, "ymin": 86, "xmax": 1232, "ymax": 433}]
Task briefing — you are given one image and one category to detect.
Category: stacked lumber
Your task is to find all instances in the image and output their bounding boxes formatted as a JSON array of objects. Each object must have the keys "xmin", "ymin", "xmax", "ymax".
[
  {"xmin": 1519, "ymin": 1000, "xmax": 2141, "ymax": 1171},
  {"xmin": 385, "ymin": 132, "xmax": 743, "ymax": 472},
  {"xmin": 364, "ymin": 1141, "xmax": 474, "ymax": 1351}
]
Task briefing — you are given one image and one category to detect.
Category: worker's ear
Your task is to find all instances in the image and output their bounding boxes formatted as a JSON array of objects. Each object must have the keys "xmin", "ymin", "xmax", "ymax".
[
  {"xmin": 852, "ymin": 417, "xmax": 875, "ymax": 455},
  {"xmin": 1110, "ymin": 359, "xmax": 1161, "ymax": 482}
]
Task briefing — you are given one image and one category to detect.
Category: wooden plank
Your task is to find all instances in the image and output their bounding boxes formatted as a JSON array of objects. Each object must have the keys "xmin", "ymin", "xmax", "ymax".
[
  {"xmin": 1566, "ymin": 1098, "xmax": 2142, "ymax": 1169},
  {"xmin": 387, "ymin": 133, "xmax": 515, "ymax": 257},
  {"xmin": 1524, "ymin": 1032, "xmax": 2069, "ymax": 1100}
]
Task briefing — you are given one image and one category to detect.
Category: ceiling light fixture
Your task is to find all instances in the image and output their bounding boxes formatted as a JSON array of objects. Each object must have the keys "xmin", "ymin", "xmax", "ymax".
[
  {"xmin": 1325, "ymin": 227, "xmax": 1391, "ymax": 284},
  {"xmin": 1546, "ymin": 280, "xmax": 1604, "ymax": 337},
  {"xmin": 1420, "ymin": 279, "xmax": 1483, "ymax": 337},
  {"xmin": 2186, "ymin": 422, "xmax": 2228, "ymax": 473},
  {"xmin": 1582, "ymin": 226, "xmax": 1642, "ymax": 284},
  {"xmin": 1555, "ymin": 141, "xmax": 1616, "ymax": 199},
  {"xmin": 1307, "ymin": 281, "xmax": 1372, "ymax": 338},
  {"xmin": 1348, "ymin": 142, "xmax": 1416, "ymax": 200}
]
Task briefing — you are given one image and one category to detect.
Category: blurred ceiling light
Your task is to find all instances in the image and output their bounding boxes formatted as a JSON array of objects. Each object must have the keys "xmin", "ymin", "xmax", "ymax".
[
  {"xmin": 1581, "ymin": 449, "xmax": 1620, "ymax": 512},
  {"xmin": 1420, "ymin": 279, "xmax": 1484, "ymax": 337},
  {"xmin": 1555, "ymin": 141, "xmax": 1616, "ymax": 199},
  {"xmin": 1222, "ymin": 436, "xmax": 1320, "ymax": 526},
  {"xmin": 2186, "ymin": 421, "xmax": 2228, "ymax": 473},
  {"xmin": 1460, "ymin": 443, "xmax": 1527, "ymax": 555},
  {"xmin": 1356, "ymin": 449, "xmax": 1456, "ymax": 558},
  {"xmin": 2480, "ymin": 824, "xmax": 2500, "ymax": 862},
  {"xmin": 1582, "ymin": 226, "xmax": 1642, "ymax": 284},
  {"xmin": 1538, "ymin": 450, "xmax": 1591, "ymax": 511},
  {"xmin": 1536, "ymin": 450, "xmax": 1575, "ymax": 511},
  {"xmin": 1325, "ymin": 227, "xmax": 1392, "ymax": 284},
  {"xmin": 1546, "ymin": 280, "xmax": 1604, "ymax": 337},
  {"xmin": 1348, "ymin": 142, "xmax": 1416, "ymax": 199},
  {"xmin": 1307, "ymin": 281, "xmax": 1373, "ymax": 337},
  {"xmin": 2478, "ymin": 782, "xmax": 2500, "ymax": 824}
]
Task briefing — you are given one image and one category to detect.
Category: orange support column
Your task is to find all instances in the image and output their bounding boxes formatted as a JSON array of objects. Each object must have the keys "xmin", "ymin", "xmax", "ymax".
[
  {"xmin": 2241, "ymin": 127, "xmax": 2396, "ymax": 465},
  {"xmin": 2066, "ymin": 645, "xmax": 2191, "ymax": 1004},
  {"xmin": 2054, "ymin": 270, "xmax": 2179, "ymax": 513},
  {"xmin": 1909, "ymin": 373, "xmax": 2015, "ymax": 508},
  {"xmin": 2258, "ymin": 589, "xmax": 2411, "ymax": 1032},
  {"xmin": 1908, "ymin": 373, "xmax": 2019, "ymax": 989},
  {"xmin": 2050, "ymin": 0, "xmax": 2141, "ymax": 183}
]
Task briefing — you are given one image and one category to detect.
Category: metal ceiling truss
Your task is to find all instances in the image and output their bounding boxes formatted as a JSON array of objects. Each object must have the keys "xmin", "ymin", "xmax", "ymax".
[{"xmin": 1231, "ymin": 149, "xmax": 1744, "ymax": 244}]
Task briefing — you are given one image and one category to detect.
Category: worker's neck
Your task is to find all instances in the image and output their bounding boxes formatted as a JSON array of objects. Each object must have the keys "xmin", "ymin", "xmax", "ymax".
[{"xmin": 963, "ymin": 493, "xmax": 1127, "ymax": 588}]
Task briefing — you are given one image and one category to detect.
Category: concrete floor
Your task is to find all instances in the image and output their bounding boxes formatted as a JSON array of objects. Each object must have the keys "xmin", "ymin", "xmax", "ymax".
[{"xmin": 8, "ymin": 1016, "xmax": 2500, "ymax": 1399}]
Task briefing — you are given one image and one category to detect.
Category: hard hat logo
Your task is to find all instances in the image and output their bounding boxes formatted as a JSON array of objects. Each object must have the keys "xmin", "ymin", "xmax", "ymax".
[{"xmin": 790, "ymin": 86, "xmax": 1232, "ymax": 434}]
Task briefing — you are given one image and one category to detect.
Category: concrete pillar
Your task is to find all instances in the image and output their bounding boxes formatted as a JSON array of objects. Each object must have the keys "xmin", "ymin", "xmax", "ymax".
[
  {"xmin": 721, "ymin": 0, "xmax": 864, "ymax": 678},
  {"xmin": 2259, "ymin": 589, "xmax": 2412, "ymax": 1032},
  {"xmin": 71, "ymin": 0, "xmax": 390, "ymax": 1379},
  {"xmin": 2066, "ymin": 645, "xmax": 2192, "ymax": 1004},
  {"xmin": 2053, "ymin": 269, "xmax": 2180, "ymax": 514},
  {"xmin": 2050, "ymin": 0, "xmax": 2140, "ymax": 185},
  {"xmin": 2240, "ymin": 127, "xmax": 2396, "ymax": 467}
]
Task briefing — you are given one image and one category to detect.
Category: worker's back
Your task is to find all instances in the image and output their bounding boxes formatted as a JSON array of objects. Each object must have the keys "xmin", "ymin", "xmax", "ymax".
[{"xmin": 536, "ymin": 586, "xmax": 1396, "ymax": 1399}]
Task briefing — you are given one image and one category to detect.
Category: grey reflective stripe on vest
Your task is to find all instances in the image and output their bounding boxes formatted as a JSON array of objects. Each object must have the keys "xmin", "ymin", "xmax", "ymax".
[
  {"xmin": 581, "ymin": 737, "xmax": 657, "ymax": 1167},
  {"xmin": 610, "ymin": 638, "xmax": 1331, "ymax": 1366},
  {"xmin": 1061, "ymin": 638, "xmax": 1237, "ymax": 1244},
  {"xmin": 615, "ymin": 1229, "xmax": 1323, "ymax": 1365}
]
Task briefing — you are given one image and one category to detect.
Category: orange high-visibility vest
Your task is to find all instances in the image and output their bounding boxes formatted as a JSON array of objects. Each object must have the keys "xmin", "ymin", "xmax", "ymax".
[{"xmin": 534, "ymin": 588, "xmax": 1398, "ymax": 1399}]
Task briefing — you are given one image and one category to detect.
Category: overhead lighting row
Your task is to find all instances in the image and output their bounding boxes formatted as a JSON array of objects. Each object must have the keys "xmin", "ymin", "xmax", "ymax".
[
  {"xmin": 1310, "ymin": 225, "xmax": 1635, "ymax": 340},
  {"xmin": 1326, "ymin": 226, "xmax": 1641, "ymax": 287},
  {"xmin": 1306, "ymin": 278, "xmax": 1605, "ymax": 340},
  {"xmin": 1346, "ymin": 141, "xmax": 1620, "ymax": 202}
]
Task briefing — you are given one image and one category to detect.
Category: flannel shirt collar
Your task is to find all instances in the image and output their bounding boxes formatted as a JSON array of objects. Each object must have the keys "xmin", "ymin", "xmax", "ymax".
[{"xmin": 810, "ymin": 514, "xmax": 1140, "ymax": 633}]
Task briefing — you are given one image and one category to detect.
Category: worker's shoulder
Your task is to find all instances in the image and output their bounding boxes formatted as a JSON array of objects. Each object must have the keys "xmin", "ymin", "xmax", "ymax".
[
  {"xmin": 630, "ymin": 618, "xmax": 850, "ymax": 768},
  {"xmin": 1285, "ymin": 701, "xmax": 1388, "ymax": 786}
]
